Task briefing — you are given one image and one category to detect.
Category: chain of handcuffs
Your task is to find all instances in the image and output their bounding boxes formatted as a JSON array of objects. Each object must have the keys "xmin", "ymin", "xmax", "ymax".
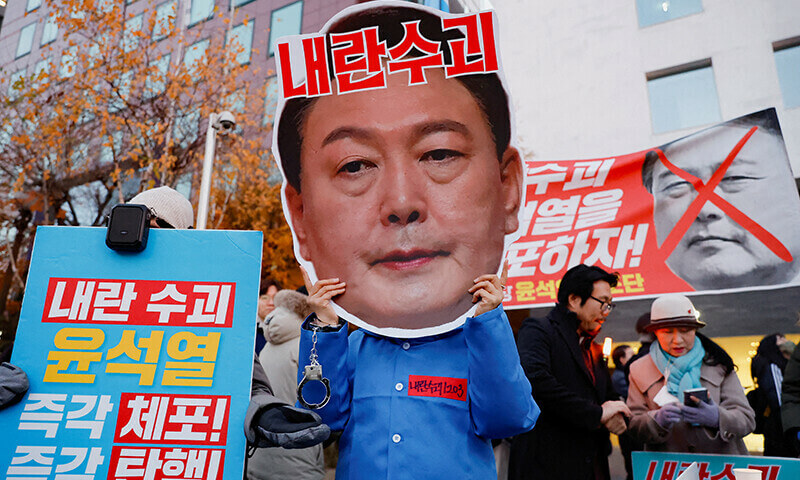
[
  {"xmin": 297, "ymin": 274, "xmax": 507, "ymax": 409},
  {"xmin": 297, "ymin": 323, "xmax": 332, "ymax": 409}
]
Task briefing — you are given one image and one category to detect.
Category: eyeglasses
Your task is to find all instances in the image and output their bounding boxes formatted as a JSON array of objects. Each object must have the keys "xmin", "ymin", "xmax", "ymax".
[{"xmin": 589, "ymin": 295, "xmax": 615, "ymax": 314}]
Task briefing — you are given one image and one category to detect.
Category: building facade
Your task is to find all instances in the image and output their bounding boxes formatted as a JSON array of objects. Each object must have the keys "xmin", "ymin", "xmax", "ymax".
[
  {"xmin": 493, "ymin": 1, "xmax": 800, "ymax": 345},
  {"xmin": 495, "ymin": 0, "xmax": 800, "ymax": 178},
  {"xmin": 0, "ymin": 0, "xmax": 357, "ymax": 136},
  {"xmin": 0, "ymin": 0, "xmax": 483, "ymax": 147}
]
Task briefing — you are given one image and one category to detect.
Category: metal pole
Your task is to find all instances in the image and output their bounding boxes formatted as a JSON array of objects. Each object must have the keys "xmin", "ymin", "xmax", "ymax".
[{"xmin": 196, "ymin": 113, "xmax": 217, "ymax": 230}]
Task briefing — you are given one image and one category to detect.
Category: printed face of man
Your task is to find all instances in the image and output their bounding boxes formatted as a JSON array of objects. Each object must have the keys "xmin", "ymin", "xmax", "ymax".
[
  {"xmin": 651, "ymin": 124, "xmax": 800, "ymax": 290},
  {"xmin": 285, "ymin": 69, "xmax": 521, "ymax": 330}
]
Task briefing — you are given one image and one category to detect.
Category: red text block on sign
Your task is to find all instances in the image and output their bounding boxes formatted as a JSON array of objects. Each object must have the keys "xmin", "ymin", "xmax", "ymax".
[
  {"xmin": 42, "ymin": 278, "xmax": 235, "ymax": 327},
  {"xmin": 108, "ymin": 446, "xmax": 224, "ymax": 480},
  {"xmin": 114, "ymin": 393, "xmax": 230, "ymax": 445}
]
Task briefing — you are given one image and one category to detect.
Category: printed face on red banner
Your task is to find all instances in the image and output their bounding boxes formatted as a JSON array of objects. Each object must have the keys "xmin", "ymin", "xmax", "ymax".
[
  {"xmin": 273, "ymin": 2, "xmax": 522, "ymax": 336},
  {"xmin": 505, "ymin": 108, "xmax": 800, "ymax": 309},
  {"xmin": 646, "ymin": 120, "xmax": 800, "ymax": 290}
]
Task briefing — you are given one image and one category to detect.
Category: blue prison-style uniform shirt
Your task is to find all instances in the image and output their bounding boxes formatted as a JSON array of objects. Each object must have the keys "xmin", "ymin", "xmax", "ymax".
[{"xmin": 297, "ymin": 305, "xmax": 540, "ymax": 480}]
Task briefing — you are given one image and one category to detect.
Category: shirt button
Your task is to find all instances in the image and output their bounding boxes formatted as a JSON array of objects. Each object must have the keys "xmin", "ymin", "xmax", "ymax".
[
  {"xmin": 395, "ymin": 382, "xmax": 404, "ymax": 391},
  {"xmin": 392, "ymin": 434, "xmax": 402, "ymax": 443},
  {"xmin": 402, "ymin": 342, "xmax": 410, "ymax": 350}
]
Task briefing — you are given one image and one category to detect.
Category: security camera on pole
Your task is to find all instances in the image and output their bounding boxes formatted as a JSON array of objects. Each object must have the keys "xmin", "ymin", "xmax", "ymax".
[{"xmin": 196, "ymin": 111, "xmax": 236, "ymax": 230}]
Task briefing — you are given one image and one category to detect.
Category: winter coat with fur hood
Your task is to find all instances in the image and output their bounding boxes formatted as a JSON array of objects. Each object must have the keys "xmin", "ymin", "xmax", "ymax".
[{"xmin": 249, "ymin": 290, "xmax": 324, "ymax": 480}]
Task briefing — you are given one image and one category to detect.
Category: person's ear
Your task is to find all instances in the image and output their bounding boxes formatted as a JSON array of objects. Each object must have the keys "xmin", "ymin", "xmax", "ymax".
[
  {"xmin": 567, "ymin": 293, "xmax": 582, "ymax": 312},
  {"xmin": 284, "ymin": 185, "xmax": 312, "ymax": 261},
  {"xmin": 500, "ymin": 146, "xmax": 523, "ymax": 234}
]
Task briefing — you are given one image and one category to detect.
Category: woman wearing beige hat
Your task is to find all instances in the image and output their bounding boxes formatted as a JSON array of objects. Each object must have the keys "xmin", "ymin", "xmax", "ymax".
[{"xmin": 627, "ymin": 294, "xmax": 755, "ymax": 453}]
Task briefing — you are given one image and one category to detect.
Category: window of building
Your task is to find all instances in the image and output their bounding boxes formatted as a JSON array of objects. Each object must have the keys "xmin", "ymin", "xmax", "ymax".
[
  {"xmin": 40, "ymin": 14, "xmax": 59, "ymax": 46},
  {"xmin": 232, "ymin": 0, "xmax": 256, "ymax": 8},
  {"xmin": 88, "ymin": 33, "xmax": 112, "ymax": 68},
  {"xmin": 123, "ymin": 14, "xmax": 144, "ymax": 53},
  {"xmin": 8, "ymin": 68, "xmax": 27, "ymax": 98},
  {"xmin": 264, "ymin": 76, "xmax": 279, "ymax": 126},
  {"xmin": 69, "ymin": 3, "xmax": 86, "ymax": 19},
  {"xmin": 99, "ymin": 131, "xmax": 123, "ymax": 164},
  {"xmin": 97, "ymin": 0, "xmax": 115, "ymax": 13},
  {"xmin": 175, "ymin": 172, "xmax": 194, "ymax": 200},
  {"xmin": 109, "ymin": 71, "xmax": 133, "ymax": 112},
  {"xmin": 145, "ymin": 54, "xmax": 171, "ymax": 99},
  {"xmin": 189, "ymin": 0, "xmax": 215, "ymax": 26},
  {"xmin": 268, "ymin": 0, "xmax": 303, "ymax": 57},
  {"xmin": 774, "ymin": 39, "xmax": 800, "ymax": 109},
  {"xmin": 227, "ymin": 21, "xmax": 254, "ymax": 65},
  {"xmin": 16, "ymin": 23, "xmax": 37, "ymax": 58},
  {"xmin": 226, "ymin": 89, "xmax": 246, "ymax": 114},
  {"xmin": 27, "ymin": 0, "xmax": 42, "ymax": 12},
  {"xmin": 34, "ymin": 57, "xmax": 51, "ymax": 87},
  {"xmin": 646, "ymin": 59, "xmax": 721, "ymax": 134},
  {"xmin": 153, "ymin": 0, "xmax": 178, "ymax": 41},
  {"xmin": 636, "ymin": 0, "xmax": 703, "ymax": 28},
  {"xmin": 70, "ymin": 142, "xmax": 90, "ymax": 170},
  {"xmin": 174, "ymin": 109, "xmax": 200, "ymax": 149},
  {"xmin": 79, "ymin": 88, "xmax": 97, "ymax": 125},
  {"xmin": 184, "ymin": 38, "xmax": 210, "ymax": 74},
  {"xmin": 0, "ymin": 124, "xmax": 14, "ymax": 152},
  {"xmin": 60, "ymin": 46, "xmax": 79, "ymax": 78}
]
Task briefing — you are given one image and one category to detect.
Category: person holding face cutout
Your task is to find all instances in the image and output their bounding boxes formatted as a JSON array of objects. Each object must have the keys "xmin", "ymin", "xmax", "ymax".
[
  {"xmin": 298, "ymin": 261, "xmax": 538, "ymax": 479},
  {"xmin": 274, "ymin": 4, "xmax": 540, "ymax": 478}
]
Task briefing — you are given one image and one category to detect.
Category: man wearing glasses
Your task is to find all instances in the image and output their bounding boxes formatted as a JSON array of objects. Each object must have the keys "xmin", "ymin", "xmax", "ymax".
[{"xmin": 510, "ymin": 264, "xmax": 631, "ymax": 480}]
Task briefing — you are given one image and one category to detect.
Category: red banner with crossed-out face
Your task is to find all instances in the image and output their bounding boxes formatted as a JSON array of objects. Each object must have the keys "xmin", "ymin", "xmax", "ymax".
[{"xmin": 504, "ymin": 108, "xmax": 800, "ymax": 308}]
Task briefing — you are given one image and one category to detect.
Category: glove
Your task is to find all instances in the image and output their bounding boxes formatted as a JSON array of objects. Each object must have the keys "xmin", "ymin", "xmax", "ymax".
[
  {"xmin": 0, "ymin": 363, "xmax": 29, "ymax": 410},
  {"xmin": 652, "ymin": 403, "xmax": 682, "ymax": 429},
  {"xmin": 681, "ymin": 397, "xmax": 720, "ymax": 428},
  {"xmin": 255, "ymin": 404, "xmax": 331, "ymax": 449}
]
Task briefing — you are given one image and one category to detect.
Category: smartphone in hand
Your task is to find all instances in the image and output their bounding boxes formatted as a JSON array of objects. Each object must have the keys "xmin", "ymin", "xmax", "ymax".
[{"xmin": 683, "ymin": 387, "xmax": 709, "ymax": 407}]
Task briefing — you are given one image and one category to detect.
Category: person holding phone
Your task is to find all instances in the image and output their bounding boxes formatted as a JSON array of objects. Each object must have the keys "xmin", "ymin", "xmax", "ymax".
[{"xmin": 626, "ymin": 294, "xmax": 755, "ymax": 454}]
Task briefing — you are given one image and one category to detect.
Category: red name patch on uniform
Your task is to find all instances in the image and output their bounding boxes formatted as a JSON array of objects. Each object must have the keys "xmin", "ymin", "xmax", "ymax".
[{"xmin": 407, "ymin": 375, "xmax": 467, "ymax": 401}]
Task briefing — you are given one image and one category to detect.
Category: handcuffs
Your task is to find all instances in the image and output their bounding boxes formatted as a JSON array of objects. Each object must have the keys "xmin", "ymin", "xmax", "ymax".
[{"xmin": 297, "ymin": 322, "xmax": 332, "ymax": 409}]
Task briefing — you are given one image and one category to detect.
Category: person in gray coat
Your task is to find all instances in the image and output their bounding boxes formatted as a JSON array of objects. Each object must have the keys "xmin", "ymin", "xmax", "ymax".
[
  {"xmin": 128, "ymin": 187, "xmax": 330, "ymax": 450},
  {"xmin": 248, "ymin": 289, "xmax": 325, "ymax": 480}
]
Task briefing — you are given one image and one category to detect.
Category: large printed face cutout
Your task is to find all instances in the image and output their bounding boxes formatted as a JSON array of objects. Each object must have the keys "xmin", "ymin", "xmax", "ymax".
[
  {"xmin": 647, "ymin": 112, "xmax": 800, "ymax": 290},
  {"xmin": 273, "ymin": 2, "xmax": 523, "ymax": 337}
]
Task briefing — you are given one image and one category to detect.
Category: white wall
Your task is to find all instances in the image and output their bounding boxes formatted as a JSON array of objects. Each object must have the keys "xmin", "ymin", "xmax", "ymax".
[{"xmin": 493, "ymin": 0, "xmax": 800, "ymax": 176}]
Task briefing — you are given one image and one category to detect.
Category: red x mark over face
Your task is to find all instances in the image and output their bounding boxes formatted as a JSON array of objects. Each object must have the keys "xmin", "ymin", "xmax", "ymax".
[{"xmin": 653, "ymin": 126, "xmax": 794, "ymax": 268}]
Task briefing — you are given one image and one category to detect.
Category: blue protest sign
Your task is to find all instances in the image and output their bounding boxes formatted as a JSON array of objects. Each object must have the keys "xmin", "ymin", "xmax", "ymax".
[
  {"xmin": 0, "ymin": 226, "xmax": 261, "ymax": 480},
  {"xmin": 633, "ymin": 451, "xmax": 800, "ymax": 480}
]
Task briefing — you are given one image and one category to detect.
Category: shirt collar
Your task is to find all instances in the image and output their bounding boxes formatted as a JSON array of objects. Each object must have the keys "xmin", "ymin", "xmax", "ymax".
[
  {"xmin": 555, "ymin": 302, "xmax": 581, "ymax": 330},
  {"xmin": 555, "ymin": 302, "xmax": 596, "ymax": 344},
  {"xmin": 359, "ymin": 324, "xmax": 463, "ymax": 345}
]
